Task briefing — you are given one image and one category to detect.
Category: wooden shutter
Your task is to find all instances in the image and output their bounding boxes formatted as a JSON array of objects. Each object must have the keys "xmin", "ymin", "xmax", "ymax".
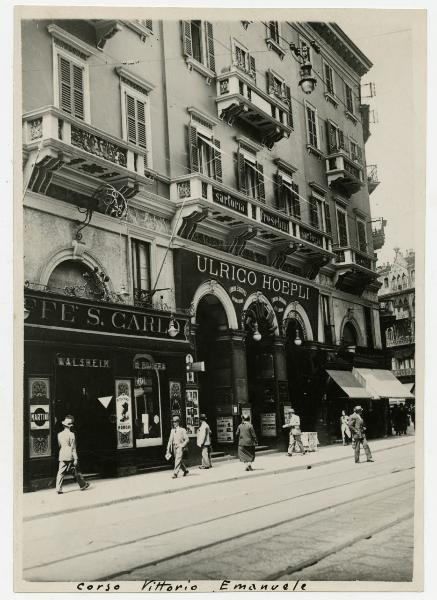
[
  {"xmin": 249, "ymin": 55, "xmax": 256, "ymax": 81},
  {"xmin": 205, "ymin": 22, "xmax": 215, "ymax": 72},
  {"xmin": 324, "ymin": 203, "xmax": 332, "ymax": 235},
  {"xmin": 72, "ymin": 64, "xmax": 84, "ymax": 120},
  {"xmin": 275, "ymin": 173, "xmax": 285, "ymax": 211},
  {"xmin": 136, "ymin": 100, "xmax": 147, "ymax": 148},
  {"xmin": 356, "ymin": 146, "xmax": 363, "ymax": 164},
  {"xmin": 291, "ymin": 182, "xmax": 301, "ymax": 219},
  {"xmin": 267, "ymin": 71, "xmax": 274, "ymax": 94},
  {"xmin": 326, "ymin": 122, "xmax": 337, "ymax": 152},
  {"xmin": 237, "ymin": 150, "xmax": 246, "ymax": 194},
  {"xmin": 309, "ymin": 196, "xmax": 319, "ymax": 229},
  {"xmin": 213, "ymin": 139, "xmax": 222, "ymax": 182},
  {"xmin": 126, "ymin": 94, "xmax": 137, "ymax": 144},
  {"xmin": 357, "ymin": 220, "xmax": 367, "ymax": 252},
  {"xmin": 337, "ymin": 210, "xmax": 348, "ymax": 246},
  {"xmin": 284, "ymin": 85, "xmax": 293, "ymax": 128},
  {"xmin": 182, "ymin": 21, "xmax": 193, "ymax": 57},
  {"xmin": 58, "ymin": 56, "xmax": 72, "ymax": 114},
  {"xmin": 188, "ymin": 125, "xmax": 199, "ymax": 172},
  {"xmin": 257, "ymin": 163, "xmax": 265, "ymax": 202},
  {"xmin": 338, "ymin": 129, "xmax": 345, "ymax": 151}
]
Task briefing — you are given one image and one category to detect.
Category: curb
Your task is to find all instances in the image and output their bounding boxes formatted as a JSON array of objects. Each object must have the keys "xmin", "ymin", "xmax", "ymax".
[{"xmin": 23, "ymin": 438, "xmax": 414, "ymax": 522}]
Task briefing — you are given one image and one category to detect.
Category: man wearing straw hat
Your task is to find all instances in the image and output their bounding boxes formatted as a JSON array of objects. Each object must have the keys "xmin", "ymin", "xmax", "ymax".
[{"xmin": 348, "ymin": 406, "xmax": 374, "ymax": 464}]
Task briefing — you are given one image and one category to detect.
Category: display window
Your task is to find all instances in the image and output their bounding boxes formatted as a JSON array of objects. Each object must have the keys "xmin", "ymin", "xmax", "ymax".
[{"xmin": 133, "ymin": 354, "xmax": 163, "ymax": 447}]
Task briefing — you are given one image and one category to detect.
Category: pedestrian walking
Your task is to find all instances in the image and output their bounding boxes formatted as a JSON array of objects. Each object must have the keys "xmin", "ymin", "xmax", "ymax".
[
  {"xmin": 236, "ymin": 415, "xmax": 257, "ymax": 471},
  {"xmin": 340, "ymin": 410, "xmax": 351, "ymax": 445},
  {"xmin": 196, "ymin": 413, "xmax": 212, "ymax": 469},
  {"xmin": 282, "ymin": 408, "xmax": 306, "ymax": 456},
  {"xmin": 348, "ymin": 406, "xmax": 374, "ymax": 464},
  {"xmin": 55, "ymin": 415, "xmax": 89, "ymax": 494},
  {"xmin": 166, "ymin": 416, "xmax": 189, "ymax": 479}
]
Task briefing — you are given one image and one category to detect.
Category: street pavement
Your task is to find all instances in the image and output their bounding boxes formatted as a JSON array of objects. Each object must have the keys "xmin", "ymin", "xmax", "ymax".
[{"xmin": 20, "ymin": 435, "xmax": 415, "ymax": 583}]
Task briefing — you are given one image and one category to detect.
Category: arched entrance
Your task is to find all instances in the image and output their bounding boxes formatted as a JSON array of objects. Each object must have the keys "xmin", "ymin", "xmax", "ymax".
[
  {"xmin": 243, "ymin": 297, "xmax": 278, "ymax": 443},
  {"xmin": 285, "ymin": 316, "xmax": 312, "ymax": 430}
]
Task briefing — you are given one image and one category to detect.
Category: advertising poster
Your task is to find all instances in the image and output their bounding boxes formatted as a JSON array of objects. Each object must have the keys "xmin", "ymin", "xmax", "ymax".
[
  {"xmin": 28, "ymin": 377, "xmax": 51, "ymax": 459},
  {"xmin": 169, "ymin": 380, "xmax": 182, "ymax": 419},
  {"xmin": 185, "ymin": 389, "xmax": 200, "ymax": 436},
  {"xmin": 216, "ymin": 416, "xmax": 234, "ymax": 443},
  {"xmin": 115, "ymin": 379, "xmax": 133, "ymax": 449},
  {"xmin": 261, "ymin": 413, "xmax": 277, "ymax": 437}
]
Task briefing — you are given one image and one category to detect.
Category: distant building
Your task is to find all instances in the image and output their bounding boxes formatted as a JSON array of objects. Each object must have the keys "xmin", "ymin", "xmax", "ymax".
[{"xmin": 377, "ymin": 249, "xmax": 415, "ymax": 391}]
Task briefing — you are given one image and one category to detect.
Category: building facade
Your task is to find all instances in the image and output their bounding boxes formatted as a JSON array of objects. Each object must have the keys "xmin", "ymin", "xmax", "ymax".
[
  {"xmin": 377, "ymin": 249, "xmax": 415, "ymax": 392},
  {"xmin": 22, "ymin": 18, "xmax": 389, "ymax": 490}
]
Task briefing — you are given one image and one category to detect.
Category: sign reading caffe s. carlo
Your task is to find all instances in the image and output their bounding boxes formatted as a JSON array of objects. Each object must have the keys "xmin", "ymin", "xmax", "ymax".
[{"xmin": 174, "ymin": 250, "xmax": 319, "ymax": 331}]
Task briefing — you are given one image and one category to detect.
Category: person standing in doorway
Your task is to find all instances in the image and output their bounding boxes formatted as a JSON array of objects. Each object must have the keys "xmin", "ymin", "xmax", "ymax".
[
  {"xmin": 55, "ymin": 415, "xmax": 90, "ymax": 494},
  {"xmin": 166, "ymin": 416, "xmax": 189, "ymax": 479},
  {"xmin": 340, "ymin": 410, "xmax": 351, "ymax": 445},
  {"xmin": 348, "ymin": 406, "xmax": 374, "ymax": 464},
  {"xmin": 236, "ymin": 415, "xmax": 258, "ymax": 471},
  {"xmin": 197, "ymin": 413, "xmax": 212, "ymax": 469},
  {"xmin": 282, "ymin": 408, "xmax": 306, "ymax": 456}
]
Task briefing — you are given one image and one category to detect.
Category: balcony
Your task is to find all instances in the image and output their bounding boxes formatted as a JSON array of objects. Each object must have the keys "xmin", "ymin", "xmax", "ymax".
[
  {"xmin": 170, "ymin": 174, "xmax": 333, "ymax": 274},
  {"xmin": 333, "ymin": 246, "xmax": 378, "ymax": 295},
  {"xmin": 22, "ymin": 106, "xmax": 155, "ymax": 201},
  {"xmin": 216, "ymin": 70, "xmax": 292, "ymax": 149},
  {"xmin": 325, "ymin": 151, "xmax": 364, "ymax": 197},
  {"xmin": 386, "ymin": 335, "xmax": 415, "ymax": 348},
  {"xmin": 366, "ymin": 164, "xmax": 380, "ymax": 194}
]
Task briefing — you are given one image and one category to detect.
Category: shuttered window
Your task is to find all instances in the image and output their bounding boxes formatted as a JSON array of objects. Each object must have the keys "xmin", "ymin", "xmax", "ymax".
[
  {"xmin": 132, "ymin": 239, "xmax": 151, "ymax": 292},
  {"xmin": 336, "ymin": 209, "xmax": 348, "ymax": 247},
  {"xmin": 58, "ymin": 55, "xmax": 85, "ymax": 120},
  {"xmin": 306, "ymin": 105, "xmax": 318, "ymax": 148},
  {"xmin": 357, "ymin": 219, "xmax": 367, "ymax": 253},
  {"xmin": 237, "ymin": 149, "xmax": 264, "ymax": 202},
  {"xmin": 181, "ymin": 21, "xmax": 215, "ymax": 72},
  {"xmin": 324, "ymin": 203, "xmax": 332, "ymax": 235},
  {"xmin": 309, "ymin": 196, "xmax": 320, "ymax": 229},
  {"xmin": 324, "ymin": 63, "xmax": 335, "ymax": 95},
  {"xmin": 126, "ymin": 93, "xmax": 147, "ymax": 148},
  {"xmin": 345, "ymin": 83, "xmax": 355, "ymax": 114},
  {"xmin": 188, "ymin": 125, "xmax": 222, "ymax": 182}
]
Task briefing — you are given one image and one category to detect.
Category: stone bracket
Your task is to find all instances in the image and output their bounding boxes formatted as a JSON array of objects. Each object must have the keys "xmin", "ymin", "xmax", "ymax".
[
  {"xmin": 177, "ymin": 208, "xmax": 210, "ymax": 240},
  {"xmin": 228, "ymin": 225, "xmax": 258, "ymax": 256},
  {"xmin": 269, "ymin": 242, "xmax": 304, "ymax": 270}
]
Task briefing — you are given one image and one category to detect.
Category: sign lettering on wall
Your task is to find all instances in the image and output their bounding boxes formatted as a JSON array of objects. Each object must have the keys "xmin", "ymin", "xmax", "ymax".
[
  {"xmin": 213, "ymin": 189, "xmax": 248, "ymax": 215},
  {"xmin": 261, "ymin": 209, "xmax": 290, "ymax": 233},
  {"xmin": 57, "ymin": 356, "xmax": 111, "ymax": 368}
]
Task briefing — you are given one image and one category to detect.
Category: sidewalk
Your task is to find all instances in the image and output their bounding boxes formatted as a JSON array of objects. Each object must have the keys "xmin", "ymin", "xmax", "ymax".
[{"xmin": 21, "ymin": 434, "xmax": 414, "ymax": 522}]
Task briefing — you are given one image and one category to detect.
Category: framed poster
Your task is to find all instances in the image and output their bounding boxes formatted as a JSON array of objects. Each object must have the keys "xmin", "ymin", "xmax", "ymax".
[
  {"xmin": 261, "ymin": 413, "xmax": 277, "ymax": 437},
  {"xmin": 185, "ymin": 389, "xmax": 200, "ymax": 436},
  {"xmin": 115, "ymin": 379, "xmax": 133, "ymax": 449},
  {"xmin": 217, "ymin": 416, "xmax": 234, "ymax": 443},
  {"xmin": 169, "ymin": 380, "xmax": 183, "ymax": 419},
  {"xmin": 28, "ymin": 378, "xmax": 51, "ymax": 458}
]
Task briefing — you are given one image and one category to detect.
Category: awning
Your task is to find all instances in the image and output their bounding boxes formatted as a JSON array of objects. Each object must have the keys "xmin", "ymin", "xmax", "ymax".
[
  {"xmin": 327, "ymin": 370, "xmax": 373, "ymax": 399},
  {"xmin": 403, "ymin": 382, "xmax": 415, "ymax": 395},
  {"xmin": 353, "ymin": 368, "xmax": 414, "ymax": 400}
]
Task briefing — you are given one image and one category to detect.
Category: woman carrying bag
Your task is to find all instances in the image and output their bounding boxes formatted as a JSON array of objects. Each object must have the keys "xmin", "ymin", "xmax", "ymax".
[{"xmin": 236, "ymin": 415, "xmax": 258, "ymax": 471}]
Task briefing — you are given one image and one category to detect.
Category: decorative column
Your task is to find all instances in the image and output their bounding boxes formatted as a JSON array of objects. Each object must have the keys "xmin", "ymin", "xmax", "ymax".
[{"xmin": 272, "ymin": 335, "xmax": 289, "ymax": 449}]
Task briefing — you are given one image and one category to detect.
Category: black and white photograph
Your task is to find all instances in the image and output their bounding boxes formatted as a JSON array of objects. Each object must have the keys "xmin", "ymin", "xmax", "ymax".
[{"xmin": 10, "ymin": 3, "xmax": 429, "ymax": 593}]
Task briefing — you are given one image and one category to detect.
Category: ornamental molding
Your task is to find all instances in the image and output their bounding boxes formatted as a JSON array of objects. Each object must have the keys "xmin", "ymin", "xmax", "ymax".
[
  {"xmin": 309, "ymin": 181, "xmax": 329, "ymax": 196},
  {"xmin": 187, "ymin": 107, "xmax": 220, "ymax": 129},
  {"xmin": 274, "ymin": 158, "xmax": 298, "ymax": 177},
  {"xmin": 47, "ymin": 24, "xmax": 96, "ymax": 59},
  {"xmin": 115, "ymin": 67, "xmax": 155, "ymax": 95},
  {"xmin": 235, "ymin": 135, "xmax": 262, "ymax": 155}
]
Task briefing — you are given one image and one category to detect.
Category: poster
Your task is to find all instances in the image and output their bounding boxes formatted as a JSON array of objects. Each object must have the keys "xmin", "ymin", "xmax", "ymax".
[
  {"xmin": 261, "ymin": 413, "xmax": 277, "ymax": 437},
  {"xmin": 185, "ymin": 389, "xmax": 200, "ymax": 436},
  {"xmin": 216, "ymin": 416, "xmax": 234, "ymax": 443},
  {"xmin": 169, "ymin": 380, "xmax": 182, "ymax": 418},
  {"xmin": 28, "ymin": 377, "xmax": 51, "ymax": 459},
  {"xmin": 115, "ymin": 379, "xmax": 133, "ymax": 449}
]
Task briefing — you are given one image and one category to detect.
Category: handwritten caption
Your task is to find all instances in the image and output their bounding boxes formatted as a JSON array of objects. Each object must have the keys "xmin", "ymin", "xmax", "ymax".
[{"xmin": 76, "ymin": 579, "xmax": 308, "ymax": 592}]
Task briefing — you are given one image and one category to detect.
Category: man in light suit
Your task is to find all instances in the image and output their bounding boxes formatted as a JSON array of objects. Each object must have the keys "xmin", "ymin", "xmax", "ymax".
[
  {"xmin": 282, "ymin": 408, "xmax": 306, "ymax": 456},
  {"xmin": 55, "ymin": 415, "xmax": 90, "ymax": 494},
  {"xmin": 196, "ymin": 413, "xmax": 212, "ymax": 469},
  {"xmin": 348, "ymin": 405, "xmax": 374, "ymax": 464},
  {"xmin": 166, "ymin": 416, "xmax": 189, "ymax": 479}
]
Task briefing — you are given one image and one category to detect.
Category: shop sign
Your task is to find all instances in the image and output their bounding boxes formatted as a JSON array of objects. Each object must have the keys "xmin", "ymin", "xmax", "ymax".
[
  {"xmin": 217, "ymin": 416, "xmax": 234, "ymax": 443},
  {"xmin": 213, "ymin": 188, "xmax": 248, "ymax": 215},
  {"xmin": 30, "ymin": 405, "xmax": 50, "ymax": 430},
  {"xmin": 261, "ymin": 413, "xmax": 277, "ymax": 437},
  {"xmin": 229, "ymin": 285, "xmax": 247, "ymax": 305},
  {"xmin": 115, "ymin": 380, "xmax": 133, "ymax": 449},
  {"xmin": 134, "ymin": 360, "xmax": 166, "ymax": 371},
  {"xmin": 169, "ymin": 381, "xmax": 183, "ymax": 418},
  {"xmin": 24, "ymin": 291, "xmax": 187, "ymax": 341},
  {"xmin": 57, "ymin": 356, "xmax": 111, "ymax": 368},
  {"xmin": 261, "ymin": 209, "xmax": 289, "ymax": 233}
]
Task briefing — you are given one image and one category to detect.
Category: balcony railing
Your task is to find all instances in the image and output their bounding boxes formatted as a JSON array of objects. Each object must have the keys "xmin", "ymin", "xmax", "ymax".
[
  {"xmin": 366, "ymin": 164, "xmax": 380, "ymax": 194},
  {"xmin": 386, "ymin": 335, "xmax": 415, "ymax": 347},
  {"xmin": 392, "ymin": 368, "xmax": 415, "ymax": 378},
  {"xmin": 23, "ymin": 106, "xmax": 154, "ymax": 186},
  {"xmin": 170, "ymin": 173, "xmax": 333, "ymax": 254},
  {"xmin": 333, "ymin": 246, "xmax": 376, "ymax": 272},
  {"xmin": 216, "ymin": 70, "xmax": 292, "ymax": 148},
  {"xmin": 325, "ymin": 151, "xmax": 364, "ymax": 197}
]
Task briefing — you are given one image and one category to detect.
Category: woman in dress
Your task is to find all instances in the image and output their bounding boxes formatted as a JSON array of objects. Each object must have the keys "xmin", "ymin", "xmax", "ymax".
[
  {"xmin": 340, "ymin": 410, "xmax": 351, "ymax": 445},
  {"xmin": 236, "ymin": 415, "xmax": 258, "ymax": 471}
]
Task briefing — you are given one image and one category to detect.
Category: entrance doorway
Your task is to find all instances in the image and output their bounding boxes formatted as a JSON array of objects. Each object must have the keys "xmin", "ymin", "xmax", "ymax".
[{"xmin": 55, "ymin": 364, "xmax": 116, "ymax": 475}]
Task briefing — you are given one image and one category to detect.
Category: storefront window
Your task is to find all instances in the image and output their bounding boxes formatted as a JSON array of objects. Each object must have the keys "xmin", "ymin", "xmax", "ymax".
[{"xmin": 133, "ymin": 357, "xmax": 162, "ymax": 447}]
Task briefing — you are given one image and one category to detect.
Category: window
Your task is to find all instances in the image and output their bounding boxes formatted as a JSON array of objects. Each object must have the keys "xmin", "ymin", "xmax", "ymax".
[
  {"xmin": 326, "ymin": 121, "xmax": 348, "ymax": 153},
  {"xmin": 324, "ymin": 62, "xmax": 335, "ymax": 96},
  {"xmin": 345, "ymin": 82, "xmax": 355, "ymax": 114},
  {"xmin": 237, "ymin": 146, "xmax": 265, "ymax": 201},
  {"xmin": 275, "ymin": 174, "xmax": 300, "ymax": 218},
  {"xmin": 268, "ymin": 21, "xmax": 280, "ymax": 44},
  {"xmin": 336, "ymin": 207, "xmax": 348, "ymax": 246},
  {"xmin": 349, "ymin": 139, "xmax": 362, "ymax": 164},
  {"xmin": 384, "ymin": 277, "xmax": 389, "ymax": 288},
  {"xmin": 182, "ymin": 21, "xmax": 215, "ymax": 74},
  {"xmin": 119, "ymin": 74, "xmax": 153, "ymax": 167},
  {"xmin": 309, "ymin": 195, "xmax": 322, "ymax": 229},
  {"xmin": 188, "ymin": 120, "xmax": 222, "ymax": 182},
  {"xmin": 126, "ymin": 94, "xmax": 147, "ymax": 148},
  {"xmin": 321, "ymin": 295, "xmax": 333, "ymax": 344},
  {"xmin": 132, "ymin": 239, "xmax": 151, "ymax": 296},
  {"xmin": 233, "ymin": 40, "xmax": 256, "ymax": 80},
  {"xmin": 57, "ymin": 55, "xmax": 85, "ymax": 120},
  {"xmin": 267, "ymin": 71, "xmax": 293, "ymax": 127},
  {"xmin": 324, "ymin": 202, "xmax": 332, "ymax": 236},
  {"xmin": 305, "ymin": 104, "xmax": 319, "ymax": 149},
  {"xmin": 356, "ymin": 218, "xmax": 367, "ymax": 253}
]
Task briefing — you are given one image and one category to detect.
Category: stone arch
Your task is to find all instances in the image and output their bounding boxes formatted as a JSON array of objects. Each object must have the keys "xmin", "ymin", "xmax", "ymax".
[
  {"xmin": 191, "ymin": 280, "xmax": 239, "ymax": 330},
  {"xmin": 282, "ymin": 301, "xmax": 314, "ymax": 341},
  {"xmin": 339, "ymin": 315, "xmax": 365, "ymax": 347},
  {"xmin": 38, "ymin": 245, "xmax": 114, "ymax": 291},
  {"xmin": 242, "ymin": 292, "xmax": 279, "ymax": 336}
]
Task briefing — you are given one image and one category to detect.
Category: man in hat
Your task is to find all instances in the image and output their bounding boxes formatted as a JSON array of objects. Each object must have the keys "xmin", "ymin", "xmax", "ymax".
[
  {"xmin": 55, "ymin": 415, "xmax": 90, "ymax": 494},
  {"xmin": 196, "ymin": 413, "xmax": 212, "ymax": 469},
  {"xmin": 166, "ymin": 415, "xmax": 190, "ymax": 479},
  {"xmin": 282, "ymin": 408, "xmax": 306, "ymax": 456},
  {"xmin": 348, "ymin": 406, "xmax": 374, "ymax": 463}
]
